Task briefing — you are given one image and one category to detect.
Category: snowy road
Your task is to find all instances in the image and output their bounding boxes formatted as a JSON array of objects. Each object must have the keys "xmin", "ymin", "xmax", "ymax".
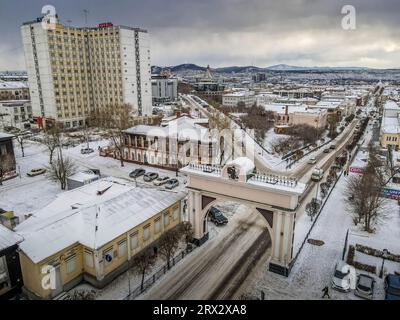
[{"xmin": 139, "ymin": 205, "xmax": 271, "ymax": 300}]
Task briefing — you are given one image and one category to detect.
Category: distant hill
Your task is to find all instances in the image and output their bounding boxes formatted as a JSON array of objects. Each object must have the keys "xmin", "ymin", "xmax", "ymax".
[{"xmin": 151, "ymin": 63, "xmax": 376, "ymax": 74}]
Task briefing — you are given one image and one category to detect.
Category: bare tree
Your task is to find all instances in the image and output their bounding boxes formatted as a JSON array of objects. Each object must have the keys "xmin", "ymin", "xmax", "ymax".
[
  {"xmin": 0, "ymin": 153, "xmax": 15, "ymax": 185},
  {"xmin": 47, "ymin": 155, "xmax": 77, "ymax": 190},
  {"xmin": 15, "ymin": 132, "xmax": 28, "ymax": 157},
  {"xmin": 306, "ymin": 198, "xmax": 321, "ymax": 221},
  {"xmin": 132, "ymin": 247, "xmax": 156, "ymax": 292},
  {"xmin": 208, "ymin": 110, "xmax": 230, "ymax": 131},
  {"xmin": 344, "ymin": 150, "xmax": 387, "ymax": 232},
  {"xmin": 43, "ymin": 127, "xmax": 60, "ymax": 164},
  {"xmin": 158, "ymin": 227, "xmax": 181, "ymax": 270},
  {"xmin": 89, "ymin": 104, "xmax": 132, "ymax": 167},
  {"xmin": 178, "ymin": 221, "xmax": 194, "ymax": 248}
]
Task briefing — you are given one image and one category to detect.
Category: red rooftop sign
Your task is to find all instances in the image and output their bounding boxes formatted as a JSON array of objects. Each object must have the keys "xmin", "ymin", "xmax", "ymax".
[{"xmin": 98, "ymin": 22, "xmax": 113, "ymax": 28}]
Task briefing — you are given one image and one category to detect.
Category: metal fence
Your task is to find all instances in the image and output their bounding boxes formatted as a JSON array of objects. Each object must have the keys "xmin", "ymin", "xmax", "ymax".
[{"xmin": 124, "ymin": 245, "xmax": 196, "ymax": 300}]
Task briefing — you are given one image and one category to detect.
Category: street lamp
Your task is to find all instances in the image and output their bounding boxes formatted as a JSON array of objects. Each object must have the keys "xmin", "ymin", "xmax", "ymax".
[{"xmin": 379, "ymin": 248, "xmax": 390, "ymax": 279}]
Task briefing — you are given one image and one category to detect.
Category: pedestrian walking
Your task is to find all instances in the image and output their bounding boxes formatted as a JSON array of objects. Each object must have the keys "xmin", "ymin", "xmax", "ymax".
[{"xmin": 322, "ymin": 286, "xmax": 330, "ymax": 299}]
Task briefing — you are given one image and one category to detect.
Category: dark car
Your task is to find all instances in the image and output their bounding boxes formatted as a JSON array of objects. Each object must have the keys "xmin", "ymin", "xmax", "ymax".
[
  {"xmin": 208, "ymin": 207, "xmax": 228, "ymax": 226},
  {"xmin": 143, "ymin": 172, "xmax": 159, "ymax": 182},
  {"xmin": 385, "ymin": 274, "xmax": 400, "ymax": 300},
  {"xmin": 323, "ymin": 148, "xmax": 331, "ymax": 154},
  {"xmin": 129, "ymin": 168, "xmax": 146, "ymax": 179},
  {"xmin": 165, "ymin": 179, "xmax": 179, "ymax": 190}
]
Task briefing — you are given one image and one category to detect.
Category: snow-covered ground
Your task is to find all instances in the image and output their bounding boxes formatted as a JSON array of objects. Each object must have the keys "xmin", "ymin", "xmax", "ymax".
[
  {"xmin": 243, "ymin": 171, "xmax": 400, "ymax": 300},
  {"xmin": 0, "ymin": 138, "xmax": 188, "ymax": 221}
]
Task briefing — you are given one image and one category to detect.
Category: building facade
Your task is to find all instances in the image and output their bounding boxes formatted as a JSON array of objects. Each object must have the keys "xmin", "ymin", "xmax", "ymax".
[
  {"xmin": 15, "ymin": 178, "xmax": 185, "ymax": 299},
  {"xmin": 100, "ymin": 116, "xmax": 217, "ymax": 170},
  {"xmin": 0, "ymin": 100, "xmax": 33, "ymax": 130},
  {"xmin": 222, "ymin": 91, "xmax": 256, "ymax": 108},
  {"xmin": 0, "ymin": 225, "xmax": 23, "ymax": 299},
  {"xmin": 151, "ymin": 75, "xmax": 178, "ymax": 104},
  {"xmin": 21, "ymin": 17, "xmax": 152, "ymax": 129},
  {"xmin": 380, "ymin": 100, "xmax": 400, "ymax": 150},
  {"xmin": 0, "ymin": 133, "xmax": 16, "ymax": 180}
]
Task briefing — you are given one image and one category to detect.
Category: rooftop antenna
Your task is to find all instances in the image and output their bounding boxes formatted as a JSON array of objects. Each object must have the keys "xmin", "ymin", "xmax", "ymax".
[{"xmin": 83, "ymin": 9, "xmax": 89, "ymax": 27}]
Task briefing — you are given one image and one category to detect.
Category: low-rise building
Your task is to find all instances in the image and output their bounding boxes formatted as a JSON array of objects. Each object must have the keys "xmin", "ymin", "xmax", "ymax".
[
  {"xmin": 261, "ymin": 103, "xmax": 328, "ymax": 133},
  {"xmin": 101, "ymin": 115, "xmax": 217, "ymax": 170},
  {"xmin": 15, "ymin": 177, "xmax": 186, "ymax": 299},
  {"xmin": 222, "ymin": 91, "xmax": 256, "ymax": 108},
  {"xmin": 380, "ymin": 100, "xmax": 400, "ymax": 150},
  {"xmin": 0, "ymin": 80, "xmax": 29, "ymax": 101},
  {"xmin": 0, "ymin": 224, "xmax": 23, "ymax": 299},
  {"xmin": 0, "ymin": 100, "xmax": 33, "ymax": 130}
]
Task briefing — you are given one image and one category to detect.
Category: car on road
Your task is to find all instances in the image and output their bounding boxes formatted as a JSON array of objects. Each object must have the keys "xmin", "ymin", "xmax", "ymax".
[
  {"xmin": 355, "ymin": 274, "xmax": 375, "ymax": 300},
  {"xmin": 331, "ymin": 261, "xmax": 352, "ymax": 292},
  {"xmin": 208, "ymin": 207, "xmax": 228, "ymax": 226},
  {"xmin": 143, "ymin": 172, "xmax": 159, "ymax": 182},
  {"xmin": 311, "ymin": 168, "xmax": 324, "ymax": 182},
  {"xmin": 165, "ymin": 179, "xmax": 179, "ymax": 190},
  {"xmin": 323, "ymin": 148, "xmax": 331, "ymax": 154},
  {"xmin": 153, "ymin": 176, "xmax": 170, "ymax": 186},
  {"xmin": 385, "ymin": 274, "xmax": 400, "ymax": 300},
  {"xmin": 129, "ymin": 168, "xmax": 146, "ymax": 179},
  {"xmin": 27, "ymin": 168, "xmax": 46, "ymax": 177},
  {"xmin": 80, "ymin": 148, "xmax": 94, "ymax": 154},
  {"xmin": 330, "ymin": 144, "xmax": 336, "ymax": 150},
  {"xmin": 308, "ymin": 157, "xmax": 317, "ymax": 165}
]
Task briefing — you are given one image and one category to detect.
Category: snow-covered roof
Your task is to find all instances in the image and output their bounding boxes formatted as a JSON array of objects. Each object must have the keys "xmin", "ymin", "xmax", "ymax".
[
  {"xmin": 0, "ymin": 224, "xmax": 23, "ymax": 252},
  {"xmin": 262, "ymin": 103, "xmax": 323, "ymax": 115},
  {"xmin": 15, "ymin": 177, "xmax": 186, "ymax": 263},
  {"xmin": 0, "ymin": 80, "xmax": 28, "ymax": 89},
  {"xmin": 223, "ymin": 91, "xmax": 255, "ymax": 97},
  {"xmin": 381, "ymin": 117, "xmax": 400, "ymax": 134},
  {"xmin": 0, "ymin": 132, "xmax": 14, "ymax": 139},
  {"xmin": 125, "ymin": 116, "xmax": 215, "ymax": 143}
]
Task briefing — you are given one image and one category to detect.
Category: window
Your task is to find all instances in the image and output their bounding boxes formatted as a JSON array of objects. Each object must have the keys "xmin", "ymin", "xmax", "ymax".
[
  {"xmin": 130, "ymin": 232, "xmax": 139, "ymax": 250},
  {"xmin": 154, "ymin": 218, "xmax": 161, "ymax": 234},
  {"xmin": 173, "ymin": 206, "xmax": 179, "ymax": 221},
  {"xmin": 84, "ymin": 250, "xmax": 94, "ymax": 268},
  {"xmin": 143, "ymin": 225, "xmax": 150, "ymax": 241},
  {"xmin": 66, "ymin": 254, "xmax": 76, "ymax": 274},
  {"xmin": 118, "ymin": 240, "xmax": 127, "ymax": 257},
  {"xmin": 164, "ymin": 212, "xmax": 170, "ymax": 227}
]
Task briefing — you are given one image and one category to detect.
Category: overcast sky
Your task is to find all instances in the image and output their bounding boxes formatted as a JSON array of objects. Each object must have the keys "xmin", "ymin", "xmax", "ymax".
[{"xmin": 0, "ymin": 0, "xmax": 399, "ymax": 70}]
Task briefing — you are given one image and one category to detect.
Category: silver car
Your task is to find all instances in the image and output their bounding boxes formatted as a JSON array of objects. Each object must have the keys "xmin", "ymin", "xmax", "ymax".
[{"xmin": 355, "ymin": 274, "xmax": 375, "ymax": 300}]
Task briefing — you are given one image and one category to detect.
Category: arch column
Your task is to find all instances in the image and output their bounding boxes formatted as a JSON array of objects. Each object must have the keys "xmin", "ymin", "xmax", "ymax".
[{"xmin": 188, "ymin": 190, "xmax": 209, "ymax": 246}]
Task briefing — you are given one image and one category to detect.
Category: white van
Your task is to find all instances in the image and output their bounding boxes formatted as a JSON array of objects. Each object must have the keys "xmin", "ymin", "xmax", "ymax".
[{"xmin": 311, "ymin": 168, "xmax": 324, "ymax": 182}]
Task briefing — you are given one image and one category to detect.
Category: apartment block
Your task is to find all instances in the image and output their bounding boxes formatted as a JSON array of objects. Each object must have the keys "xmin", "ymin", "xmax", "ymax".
[{"xmin": 21, "ymin": 17, "xmax": 152, "ymax": 129}]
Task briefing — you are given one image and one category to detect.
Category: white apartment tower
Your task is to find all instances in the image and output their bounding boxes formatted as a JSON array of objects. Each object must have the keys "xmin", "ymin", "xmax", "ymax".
[{"xmin": 21, "ymin": 16, "xmax": 152, "ymax": 129}]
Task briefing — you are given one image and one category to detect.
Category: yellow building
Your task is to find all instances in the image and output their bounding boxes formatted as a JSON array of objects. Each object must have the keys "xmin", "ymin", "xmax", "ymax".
[
  {"xmin": 380, "ymin": 100, "xmax": 400, "ymax": 151},
  {"xmin": 15, "ymin": 177, "xmax": 185, "ymax": 299}
]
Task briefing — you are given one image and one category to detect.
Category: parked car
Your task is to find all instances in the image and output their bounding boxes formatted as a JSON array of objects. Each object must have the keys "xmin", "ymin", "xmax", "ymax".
[
  {"xmin": 129, "ymin": 168, "xmax": 146, "ymax": 179},
  {"xmin": 385, "ymin": 274, "xmax": 400, "ymax": 300},
  {"xmin": 165, "ymin": 179, "xmax": 179, "ymax": 190},
  {"xmin": 331, "ymin": 261, "xmax": 352, "ymax": 292},
  {"xmin": 153, "ymin": 176, "xmax": 170, "ymax": 186},
  {"xmin": 330, "ymin": 144, "xmax": 336, "ymax": 150},
  {"xmin": 323, "ymin": 148, "xmax": 331, "ymax": 154},
  {"xmin": 81, "ymin": 148, "xmax": 94, "ymax": 154},
  {"xmin": 308, "ymin": 157, "xmax": 317, "ymax": 165},
  {"xmin": 27, "ymin": 168, "xmax": 46, "ymax": 177},
  {"xmin": 143, "ymin": 172, "xmax": 159, "ymax": 182},
  {"xmin": 208, "ymin": 207, "xmax": 228, "ymax": 225},
  {"xmin": 355, "ymin": 274, "xmax": 375, "ymax": 300}
]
